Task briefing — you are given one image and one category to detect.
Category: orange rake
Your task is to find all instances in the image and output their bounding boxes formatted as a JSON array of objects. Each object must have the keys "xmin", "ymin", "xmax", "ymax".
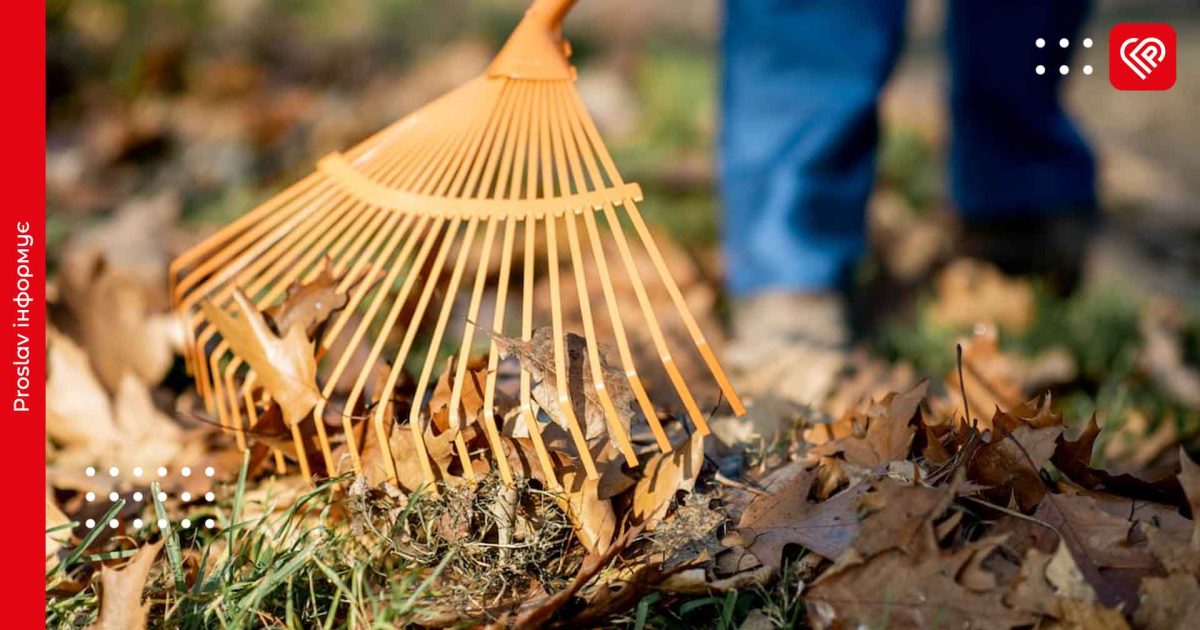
[{"xmin": 169, "ymin": 0, "xmax": 744, "ymax": 490}]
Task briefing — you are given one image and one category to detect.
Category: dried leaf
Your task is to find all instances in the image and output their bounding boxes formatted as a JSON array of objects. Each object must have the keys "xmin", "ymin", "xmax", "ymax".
[
  {"xmin": 351, "ymin": 421, "xmax": 462, "ymax": 492},
  {"xmin": 201, "ymin": 288, "xmax": 321, "ymax": 427},
  {"xmin": 969, "ymin": 410, "xmax": 1062, "ymax": 512},
  {"xmin": 60, "ymin": 257, "xmax": 177, "ymax": 391},
  {"xmin": 47, "ymin": 328, "xmax": 119, "ymax": 447},
  {"xmin": 852, "ymin": 477, "xmax": 956, "ymax": 558},
  {"xmin": 511, "ymin": 524, "xmax": 644, "ymax": 629},
  {"xmin": 495, "ymin": 327, "xmax": 637, "ymax": 456},
  {"xmin": 1135, "ymin": 572, "xmax": 1200, "ymax": 629},
  {"xmin": 930, "ymin": 258, "xmax": 1035, "ymax": 332},
  {"xmin": 806, "ymin": 381, "xmax": 928, "ymax": 467},
  {"xmin": 560, "ymin": 471, "xmax": 616, "ymax": 555},
  {"xmin": 89, "ymin": 541, "xmax": 164, "ymax": 630},
  {"xmin": 1051, "ymin": 415, "xmax": 1183, "ymax": 507},
  {"xmin": 265, "ymin": 261, "xmax": 348, "ymax": 338},
  {"xmin": 427, "ymin": 356, "xmax": 488, "ymax": 434},
  {"xmin": 737, "ymin": 464, "xmax": 868, "ymax": 566},
  {"xmin": 1179, "ymin": 447, "xmax": 1200, "ymax": 546},
  {"xmin": 805, "ymin": 538, "xmax": 1033, "ymax": 629},
  {"xmin": 630, "ymin": 433, "xmax": 705, "ymax": 527}
]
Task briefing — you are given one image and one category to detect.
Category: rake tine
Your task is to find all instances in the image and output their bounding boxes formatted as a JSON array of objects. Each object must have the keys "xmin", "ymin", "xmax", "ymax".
[
  {"xmin": 172, "ymin": 0, "xmax": 747, "ymax": 495},
  {"xmin": 450, "ymin": 217, "xmax": 512, "ymax": 484},
  {"xmin": 520, "ymin": 217, "xmax": 561, "ymax": 490},
  {"xmin": 622, "ymin": 200, "xmax": 746, "ymax": 417},
  {"xmin": 374, "ymin": 217, "xmax": 464, "ymax": 489},
  {"xmin": 481, "ymin": 218, "xmax": 519, "ymax": 485},
  {"xmin": 549, "ymin": 83, "xmax": 639, "ymax": 464},
  {"xmin": 599, "ymin": 202, "xmax": 708, "ymax": 434},
  {"xmin": 313, "ymin": 212, "xmax": 415, "ymax": 474},
  {"xmin": 407, "ymin": 217, "xmax": 482, "ymax": 484}
]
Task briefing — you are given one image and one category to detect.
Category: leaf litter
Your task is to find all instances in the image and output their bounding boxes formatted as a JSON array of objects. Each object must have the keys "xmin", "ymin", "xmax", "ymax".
[{"xmin": 44, "ymin": 233, "xmax": 1200, "ymax": 628}]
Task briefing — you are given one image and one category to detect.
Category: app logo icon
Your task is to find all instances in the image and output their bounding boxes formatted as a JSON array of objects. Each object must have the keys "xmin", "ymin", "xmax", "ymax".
[{"xmin": 1110, "ymin": 23, "xmax": 1176, "ymax": 90}]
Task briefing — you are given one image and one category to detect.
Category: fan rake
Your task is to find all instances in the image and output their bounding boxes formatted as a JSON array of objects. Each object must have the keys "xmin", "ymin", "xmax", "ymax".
[{"xmin": 169, "ymin": 0, "xmax": 744, "ymax": 491}]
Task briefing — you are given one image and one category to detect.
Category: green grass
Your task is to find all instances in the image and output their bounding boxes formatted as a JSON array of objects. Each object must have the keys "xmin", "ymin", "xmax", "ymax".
[{"xmin": 46, "ymin": 450, "xmax": 583, "ymax": 628}]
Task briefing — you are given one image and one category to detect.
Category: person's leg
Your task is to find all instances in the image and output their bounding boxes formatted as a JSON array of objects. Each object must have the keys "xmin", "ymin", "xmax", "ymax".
[
  {"xmin": 946, "ymin": 0, "xmax": 1096, "ymax": 220},
  {"xmin": 720, "ymin": 0, "xmax": 907, "ymax": 297}
]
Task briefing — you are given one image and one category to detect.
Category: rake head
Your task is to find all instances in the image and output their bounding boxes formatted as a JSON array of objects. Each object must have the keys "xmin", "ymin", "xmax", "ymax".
[{"xmin": 169, "ymin": 0, "xmax": 744, "ymax": 490}]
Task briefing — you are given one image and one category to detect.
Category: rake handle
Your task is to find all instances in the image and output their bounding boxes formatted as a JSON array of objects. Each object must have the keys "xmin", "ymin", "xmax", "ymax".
[
  {"xmin": 527, "ymin": 0, "xmax": 578, "ymax": 30},
  {"xmin": 488, "ymin": 0, "xmax": 580, "ymax": 80}
]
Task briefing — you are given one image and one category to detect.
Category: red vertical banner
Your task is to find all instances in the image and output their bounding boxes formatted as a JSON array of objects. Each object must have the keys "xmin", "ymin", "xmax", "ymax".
[{"xmin": 1, "ymin": 0, "xmax": 46, "ymax": 625}]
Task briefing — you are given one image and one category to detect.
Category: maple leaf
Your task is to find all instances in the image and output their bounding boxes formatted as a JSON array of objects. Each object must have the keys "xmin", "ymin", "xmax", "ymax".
[
  {"xmin": 201, "ymin": 288, "xmax": 321, "ymax": 427},
  {"xmin": 88, "ymin": 541, "xmax": 164, "ymax": 630}
]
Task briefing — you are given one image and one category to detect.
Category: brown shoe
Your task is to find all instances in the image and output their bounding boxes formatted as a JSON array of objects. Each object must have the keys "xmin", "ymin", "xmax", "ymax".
[{"xmin": 727, "ymin": 291, "xmax": 850, "ymax": 404}]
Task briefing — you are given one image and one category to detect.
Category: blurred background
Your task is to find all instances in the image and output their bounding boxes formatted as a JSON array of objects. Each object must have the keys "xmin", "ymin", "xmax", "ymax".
[{"xmin": 46, "ymin": 0, "xmax": 1200, "ymax": 471}]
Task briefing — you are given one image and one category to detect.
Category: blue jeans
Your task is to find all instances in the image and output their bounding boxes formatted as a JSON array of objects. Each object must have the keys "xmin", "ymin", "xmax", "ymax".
[{"xmin": 720, "ymin": 0, "xmax": 1096, "ymax": 295}]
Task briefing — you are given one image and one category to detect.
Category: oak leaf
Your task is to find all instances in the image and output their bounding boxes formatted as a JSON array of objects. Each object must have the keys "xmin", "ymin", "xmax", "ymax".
[
  {"xmin": 736, "ymin": 463, "xmax": 868, "ymax": 566},
  {"xmin": 806, "ymin": 381, "xmax": 928, "ymax": 467},
  {"xmin": 805, "ymin": 537, "xmax": 1034, "ymax": 629}
]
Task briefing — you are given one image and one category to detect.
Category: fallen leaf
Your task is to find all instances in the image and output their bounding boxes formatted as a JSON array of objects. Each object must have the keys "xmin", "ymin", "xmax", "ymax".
[
  {"xmin": 350, "ymin": 419, "xmax": 462, "ymax": 492},
  {"xmin": 494, "ymin": 327, "xmax": 637, "ymax": 458},
  {"xmin": 1179, "ymin": 447, "xmax": 1200, "ymax": 546},
  {"xmin": 806, "ymin": 381, "xmax": 928, "ymax": 467},
  {"xmin": 60, "ymin": 257, "xmax": 177, "ymax": 391},
  {"xmin": 737, "ymin": 464, "xmax": 869, "ymax": 566},
  {"xmin": 851, "ymin": 477, "xmax": 957, "ymax": 558},
  {"xmin": 945, "ymin": 325, "xmax": 1023, "ymax": 428},
  {"xmin": 89, "ymin": 540, "xmax": 164, "ymax": 630},
  {"xmin": 1051, "ymin": 415, "xmax": 1183, "ymax": 507},
  {"xmin": 511, "ymin": 523, "xmax": 644, "ymax": 629},
  {"xmin": 559, "ymin": 470, "xmax": 616, "ymax": 555},
  {"xmin": 264, "ymin": 259, "xmax": 349, "ymax": 338},
  {"xmin": 805, "ymin": 537, "xmax": 1034, "ymax": 629},
  {"xmin": 1136, "ymin": 572, "xmax": 1200, "ymax": 629},
  {"xmin": 630, "ymin": 433, "xmax": 705, "ymax": 527},
  {"xmin": 46, "ymin": 328, "xmax": 120, "ymax": 447},
  {"xmin": 202, "ymin": 288, "xmax": 321, "ymax": 427},
  {"xmin": 969, "ymin": 408, "xmax": 1063, "ymax": 512},
  {"xmin": 427, "ymin": 356, "xmax": 488, "ymax": 434}
]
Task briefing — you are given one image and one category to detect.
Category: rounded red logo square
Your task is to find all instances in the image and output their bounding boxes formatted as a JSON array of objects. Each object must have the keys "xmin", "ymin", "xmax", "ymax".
[{"xmin": 1110, "ymin": 23, "xmax": 1176, "ymax": 91}]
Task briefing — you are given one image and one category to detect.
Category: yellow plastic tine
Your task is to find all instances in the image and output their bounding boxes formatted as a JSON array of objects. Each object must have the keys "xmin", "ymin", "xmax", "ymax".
[
  {"xmin": 449, "ymin": 216, "xmax": 513, "ymax": 483},
  {"xmin": 407, "ymin": 217, "xmax": 482, "ymax": 483},
  {"xmin": 622, "ymin": 199, "xmax": 746, "ymax": 417},
  {"xmin": 373, "ymin": 217, "xmax": 464, "ymax": 489}
]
